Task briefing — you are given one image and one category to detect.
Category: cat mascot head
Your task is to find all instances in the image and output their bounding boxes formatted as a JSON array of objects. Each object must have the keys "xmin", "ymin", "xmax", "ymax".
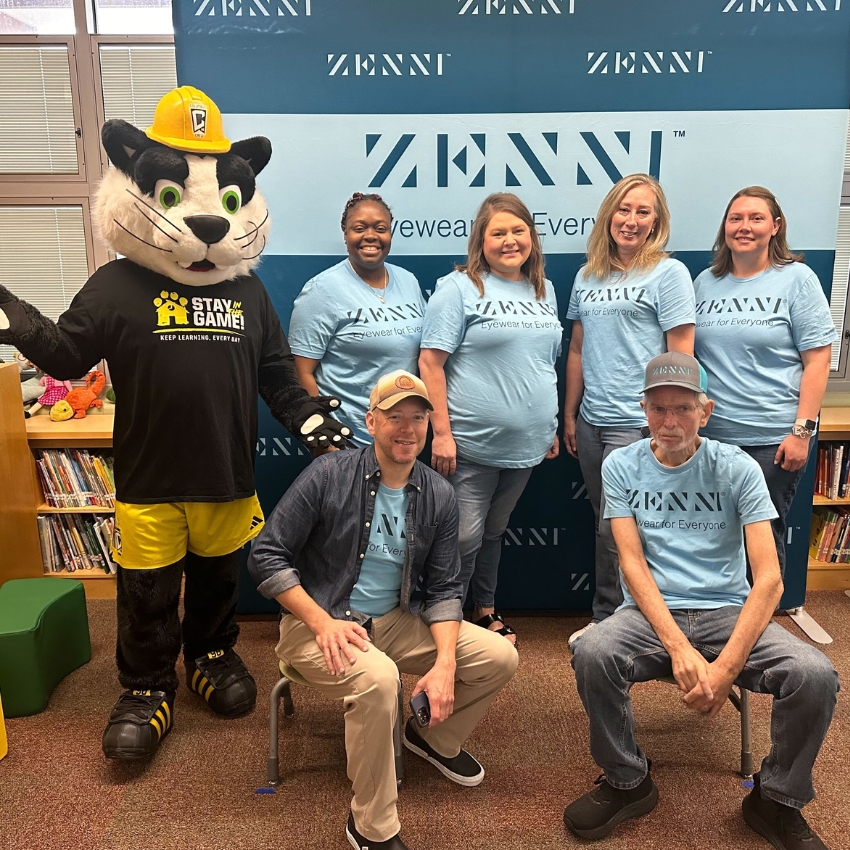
[{"xmin": 95, "ymin": 86, "xmax": 271, "ymax": 287}]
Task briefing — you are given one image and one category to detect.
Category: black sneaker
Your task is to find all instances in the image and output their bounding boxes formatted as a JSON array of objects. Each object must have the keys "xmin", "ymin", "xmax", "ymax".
[
  {"xmin": 185, "ymin": 648, "xmax": 257, "ymax": 717},
  {"xmin": 742, "ymin": 774, "xmax": 829, "ymax": 850},
  {"xmin": 102, "ymin": 689, "xmax": 174, "ymax": 759},
  {"xmin": 346, "ymin": 812, "xmax": 409, "ymax": 850},
  {"xmin": 563, "ymin": 770, "xmax": 658, "ymax": 840},
  {"xmin": 402, "ymin": 717, "xmax": 484, "ymax": 787}
]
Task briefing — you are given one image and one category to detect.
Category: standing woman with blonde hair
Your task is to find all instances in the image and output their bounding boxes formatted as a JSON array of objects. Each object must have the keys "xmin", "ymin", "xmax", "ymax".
[
  {"xmin": 564, "ymin": 174, "xmax": 695, "ymax": 647},
  {"xmin": 694, "ymin": 186, "xmax": 835, "ymax": 579},
  {"xmin": 419, "ymin": 193, "xmax": 562, "ymax": 645}
]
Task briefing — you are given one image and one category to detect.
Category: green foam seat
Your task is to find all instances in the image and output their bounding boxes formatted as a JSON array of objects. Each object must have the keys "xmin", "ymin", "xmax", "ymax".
[{"xmin": 0, "ymin": 579, "xmax": 91, "ymax": 717}]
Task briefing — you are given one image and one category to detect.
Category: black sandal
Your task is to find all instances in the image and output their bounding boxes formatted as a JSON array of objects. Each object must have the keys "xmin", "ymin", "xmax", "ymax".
[{"xmin": 474, "ymin": 613, "xmax": 518, "ymax": 648}]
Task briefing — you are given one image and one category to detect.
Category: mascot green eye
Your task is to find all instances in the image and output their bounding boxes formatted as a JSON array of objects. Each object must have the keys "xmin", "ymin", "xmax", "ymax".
[
  {"xmin": 155, "ymin": 180, "xmax": 183, "ymax": 210},
  {"xmin": 220, "ymin": 186, "xmax": 242, "ymax": 215}
]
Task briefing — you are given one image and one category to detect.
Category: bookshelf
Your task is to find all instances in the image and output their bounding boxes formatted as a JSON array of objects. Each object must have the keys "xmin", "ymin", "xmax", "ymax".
[
  {"xmin": 807, "ymin": 407, "xmax": 850, "ymax": 591},
  {"xmin": 0, "ymin": 362, "xmax": 116, "ymax": 600}
]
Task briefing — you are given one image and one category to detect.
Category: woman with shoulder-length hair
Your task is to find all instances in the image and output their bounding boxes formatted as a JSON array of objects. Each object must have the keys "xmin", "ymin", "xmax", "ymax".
[
  {"xmin": 419, "ymin": 192, "xmax": 562, "ymax": 646},
  {"xmin": 563, "ymin": 173, "xmax": 695, "ymax": 647},
  {"xmin": 694, "ymin": 186, "xmax": 835, "ymax": 577}
]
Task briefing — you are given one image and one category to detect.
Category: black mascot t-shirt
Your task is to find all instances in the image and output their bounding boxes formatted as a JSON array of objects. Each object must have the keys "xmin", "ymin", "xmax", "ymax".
[{"xmin": 58, "ymin": 258, "xmax": 290, "ymax": 504}]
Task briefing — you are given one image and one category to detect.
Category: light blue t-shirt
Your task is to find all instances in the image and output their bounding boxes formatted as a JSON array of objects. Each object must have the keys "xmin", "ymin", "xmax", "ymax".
[
  {"xmin": 602, "ymin": 437, "xmax": 777, "ymax": 611},
  {"xmin": 420, "ymin": 270, "xmax": 562, "ymax": 468},
  {"xmin": 349, "ymin": 484, "xmax": 409, "ymax": 618},
  {"xmin": 288, "ymin": 260, "xmax": 426, "ymax": 445},
  {"xmin": 567, "ymin": 257, "xmax": 695, "ymax": 428},
  {"xmin": 694, "ymin": 262, "xmax": 837, "ymax": 446}
]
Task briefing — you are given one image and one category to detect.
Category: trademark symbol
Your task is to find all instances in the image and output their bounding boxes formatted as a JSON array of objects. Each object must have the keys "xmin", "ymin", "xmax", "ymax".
[{"xmin": 674, "ymin": 130, "xmax": 686, "ymax": 138}]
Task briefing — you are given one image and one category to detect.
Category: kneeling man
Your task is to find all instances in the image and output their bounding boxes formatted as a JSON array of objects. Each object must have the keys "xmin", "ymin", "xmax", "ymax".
[
  {"xmin": 565, "ymin": 352, "xmax": 838, "ymax": 850},
  {"xmin": 249, "ymin": 370, "xmax": 518, "ymax": 850}
]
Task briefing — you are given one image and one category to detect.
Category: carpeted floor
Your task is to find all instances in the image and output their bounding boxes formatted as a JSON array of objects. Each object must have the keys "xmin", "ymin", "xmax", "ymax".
[{"xmin": 2, "ymin": 592, "xmax": 849, "ymax": 850}]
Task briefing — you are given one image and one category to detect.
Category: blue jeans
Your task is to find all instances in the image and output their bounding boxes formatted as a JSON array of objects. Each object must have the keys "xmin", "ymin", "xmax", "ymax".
[
  {"xmin": 740, "ymin": 443, "xmax": 810, "ymax": 579},
  {"xmin": 572, "ymin": 606, "xmax": 839, "ymax": 808},
  {"xmin": 575, "ymin": 414, "xmax": 644, "ymax": 622},
  {"xmin": 450, "ymin": 455, "xmax": 534, "ymax": 609}
]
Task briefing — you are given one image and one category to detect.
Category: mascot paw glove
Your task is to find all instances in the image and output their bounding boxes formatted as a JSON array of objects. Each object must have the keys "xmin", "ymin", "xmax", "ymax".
[
  {"xmin": 293, "ymin": 396, "xmax": 354, "ymax": 450},
  {"xmin": 0, "ymin": 283, "xmax": 28, "ymax": 337}
]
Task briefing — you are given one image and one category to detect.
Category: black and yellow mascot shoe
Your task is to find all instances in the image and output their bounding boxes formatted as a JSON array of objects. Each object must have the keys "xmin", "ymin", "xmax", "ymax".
[
  {"xmin": 102, "ymin": 690, "xmax": 174, "ymax": 759},
  {"xmin": 185, "ymin": 649, "xmax": 257, "ymax": 717}
]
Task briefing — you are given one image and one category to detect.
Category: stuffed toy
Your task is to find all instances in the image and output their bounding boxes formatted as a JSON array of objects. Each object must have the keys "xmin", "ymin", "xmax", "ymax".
[
  {"xmin": 15, "ymin": 352, "xmax": 45, "ymax": 405},
  {"xmin": 0, "ymin": 86, "xmax": 352, "ymax": 760},
  {"xmin": 49, "ymin": 399, "xmax": 75, "ymax": 422},
  {"xmin": 64, "ymin": 369, "xmax": 105, "ymax": 418},
  {"xmin": 24, "ymin": 373, "xmax": 74, "ymax": 419}
]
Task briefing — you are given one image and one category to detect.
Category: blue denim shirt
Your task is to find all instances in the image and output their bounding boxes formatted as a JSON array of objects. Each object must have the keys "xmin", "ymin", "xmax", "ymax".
[{"xmin": 248, "ymin": 445, "xmax": 463, "ymax": 626}]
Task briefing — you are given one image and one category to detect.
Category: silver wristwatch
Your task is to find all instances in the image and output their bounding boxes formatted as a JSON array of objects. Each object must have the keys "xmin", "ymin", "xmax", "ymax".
[{"xmin": 791, "ymin": 418, "xmax": 817, "ymax": 439}]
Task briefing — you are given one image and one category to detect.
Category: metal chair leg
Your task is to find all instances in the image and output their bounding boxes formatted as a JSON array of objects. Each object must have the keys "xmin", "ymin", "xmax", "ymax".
[
  {"xmin": 268, "ymin": 675, "xmax": 294, "ymax": 785},
  {"xmin": 738, "ymin": 688, "xmax": 753, "ymax": 779},
  {"xmin": 394, "ymin": 678, "xmax": 404, "ymax": 789}
]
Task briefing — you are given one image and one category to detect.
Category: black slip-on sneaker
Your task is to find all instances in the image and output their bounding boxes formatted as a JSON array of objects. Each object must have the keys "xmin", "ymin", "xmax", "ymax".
[
  {"xmin": 402, "ymin": 717, "xmax": 484, "ymax": 787},
  {"xmin": 346, "ymin": 811, "xmax": 409, "ymax": 850}
]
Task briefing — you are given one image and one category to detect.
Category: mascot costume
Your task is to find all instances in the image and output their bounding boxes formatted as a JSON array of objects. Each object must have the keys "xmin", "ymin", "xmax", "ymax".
[{"xmin": 0, "ymin": 87, "xmax": 352, "ymax": 759}]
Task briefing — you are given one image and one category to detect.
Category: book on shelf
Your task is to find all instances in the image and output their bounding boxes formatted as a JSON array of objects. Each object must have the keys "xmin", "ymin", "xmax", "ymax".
[
  {"xmin": 814, "ymin": 441, "xmax": 850, "ymax": 501},
  {"xmin": 34, "ymin": 448, "xmax": 115, "ymax": 509},
  {"xmin": 38, "ymin": 513, "xmax": 117, "ymax": 575},
  {"xmin": 809, "ymin": 505, "xmax": 850, "ymax": 563}
]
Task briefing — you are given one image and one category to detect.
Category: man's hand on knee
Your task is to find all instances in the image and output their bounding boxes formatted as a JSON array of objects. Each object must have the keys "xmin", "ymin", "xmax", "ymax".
[
  {"xmin": 413, "ymin": 661, "xmax": 456, "ymax": 726},
  {"xmin": 313, "ymin": 617, "xmax": 371, "ymax": 676}
]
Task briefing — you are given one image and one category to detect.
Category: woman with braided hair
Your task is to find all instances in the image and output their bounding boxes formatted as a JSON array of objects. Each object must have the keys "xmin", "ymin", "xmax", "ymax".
[{"xmin": 289, "ymin": 192, "xmax": 426, "ymax": 445}]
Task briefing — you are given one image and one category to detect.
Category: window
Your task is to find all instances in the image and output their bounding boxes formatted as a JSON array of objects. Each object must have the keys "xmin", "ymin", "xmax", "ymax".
[{"xmin": 0, "ymin": 0, "xmax": 175, "ymax": 371}]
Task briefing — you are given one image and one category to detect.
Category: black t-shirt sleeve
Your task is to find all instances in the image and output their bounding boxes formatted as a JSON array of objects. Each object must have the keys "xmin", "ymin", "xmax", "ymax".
[{"xmin": 55, "ymin": 287, "xmax": 105, "ymax": 373}]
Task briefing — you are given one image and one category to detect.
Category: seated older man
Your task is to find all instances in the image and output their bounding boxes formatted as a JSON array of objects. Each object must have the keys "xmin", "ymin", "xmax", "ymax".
[
  {"xmin": 248, "ymin": 370, "xmax": 517, "ymax": 850},
  {"xmin": 565, "ymin": 352, "xmax": 838, "ymax": 850}
]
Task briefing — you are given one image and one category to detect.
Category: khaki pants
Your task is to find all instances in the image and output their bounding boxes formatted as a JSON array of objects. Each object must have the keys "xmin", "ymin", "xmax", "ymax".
[{"xmin": 277, "ymin": 608, "xmax": 518, "ymax": 842}]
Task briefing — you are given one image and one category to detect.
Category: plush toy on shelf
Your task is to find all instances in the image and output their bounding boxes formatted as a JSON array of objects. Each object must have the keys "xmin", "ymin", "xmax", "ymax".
[
  {"xmin": 15, "ymin": 352, "xmax": 45, "ymax": 405},
  {"xmin": 49, "ymin": 400, "xmax": 74, "ymax": 422},
  {"xmin": 24, "ymin": 373, "xmax": 74, "ymax": 419},
  {"xmin": 64, "ymin": 370, "xmax": 105, "ymax": 419}
]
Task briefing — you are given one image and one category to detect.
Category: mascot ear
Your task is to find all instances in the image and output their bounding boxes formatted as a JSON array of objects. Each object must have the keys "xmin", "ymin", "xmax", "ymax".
[
  {"xmin": 229, "ymin": 136, "xmax": 272, "ymax": 176},
  {"xmin": 101, "ymin": 119, "xmax": 151, "ymax": 175}
]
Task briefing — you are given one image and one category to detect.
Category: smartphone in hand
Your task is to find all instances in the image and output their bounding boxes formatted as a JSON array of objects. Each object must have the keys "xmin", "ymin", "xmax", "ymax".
[{"xmin": 409, "ymin": 692, "xmax": 431, "ymax": 727}]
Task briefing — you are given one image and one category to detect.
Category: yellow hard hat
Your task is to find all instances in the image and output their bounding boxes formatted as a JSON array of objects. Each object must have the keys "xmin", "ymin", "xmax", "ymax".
[{"xmin": 145, "ymin": 86, "xmax": 231, "ymax": 154}]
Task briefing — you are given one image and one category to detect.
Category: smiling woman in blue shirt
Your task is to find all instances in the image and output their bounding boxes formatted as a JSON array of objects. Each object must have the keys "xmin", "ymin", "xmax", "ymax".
[
  {"xmin": 694, "ymin": 186, "xmax": 836, "ymax": 578},
  {"xmin": 419, "ymin": 192, "xmax": 563, "ymax": 647},
  {"xmin": 289, "ymin": 192, "xmax": 426, "ymax": 447}
]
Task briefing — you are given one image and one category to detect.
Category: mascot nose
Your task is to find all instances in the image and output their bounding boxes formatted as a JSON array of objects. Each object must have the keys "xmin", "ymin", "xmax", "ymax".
[{"xmin": 183, "ymin": 215, "xmax": 231, "ymax": 245}]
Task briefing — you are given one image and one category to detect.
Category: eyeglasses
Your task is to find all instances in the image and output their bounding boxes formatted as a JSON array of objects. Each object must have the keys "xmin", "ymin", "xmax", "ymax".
[{"xmin": 645, "ymin": 404, "xmax": 699, "ymax": 419}]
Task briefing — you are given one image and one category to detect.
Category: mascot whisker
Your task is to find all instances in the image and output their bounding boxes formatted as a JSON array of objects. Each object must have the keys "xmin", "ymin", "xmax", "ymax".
[{"xmin": 0, "ymin": 86, "xmax": 352, "ymax": 760}]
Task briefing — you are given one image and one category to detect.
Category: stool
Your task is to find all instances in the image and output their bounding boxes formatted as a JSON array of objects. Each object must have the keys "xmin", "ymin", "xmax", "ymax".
[
  {"xmin": 657, "ymin": 676, "xmax": 753, "ymax": 777},
  {"xmin": 268, "ymin": 661, "xmax": 404, "ymax": 788},
  {"xmin": 0, "ymin": 579, "xmax": 91, "ymax": 717}
]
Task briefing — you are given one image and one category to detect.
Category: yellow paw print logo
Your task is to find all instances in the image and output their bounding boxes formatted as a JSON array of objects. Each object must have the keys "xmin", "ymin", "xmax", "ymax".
[{"xmin": 154, "ymin": 291, "xmax": 189, "ymax": 327}]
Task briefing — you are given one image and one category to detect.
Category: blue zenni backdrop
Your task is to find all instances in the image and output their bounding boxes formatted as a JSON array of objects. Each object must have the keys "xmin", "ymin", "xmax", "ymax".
[{"xmin": 171, "ymin": 0, "xmax": 850, "ymax": 614}]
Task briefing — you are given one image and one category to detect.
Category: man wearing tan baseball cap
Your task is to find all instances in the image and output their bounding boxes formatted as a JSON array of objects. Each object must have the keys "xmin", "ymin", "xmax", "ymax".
[{"xmin": 249, "ymin": 370, "xmax": 516, "ymax": 850}]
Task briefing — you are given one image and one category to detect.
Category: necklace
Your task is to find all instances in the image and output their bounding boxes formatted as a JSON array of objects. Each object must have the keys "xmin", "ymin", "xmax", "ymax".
[{"xmin": 349, "ymin": 260, "xmax": 389, "ymax": 303}]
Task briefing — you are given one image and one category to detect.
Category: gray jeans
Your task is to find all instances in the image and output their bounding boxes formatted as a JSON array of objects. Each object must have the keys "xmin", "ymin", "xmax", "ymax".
[
  {"xmin": 450, "ymin": 455, "xmax": 534, "ymax": 609},
  {"xmin": 571, "ymin": 605, "xmax": 839, "ymax": 808},
  {"xmin": 575, "ymin": 413, "xmax": 644, "ymax": 621}
]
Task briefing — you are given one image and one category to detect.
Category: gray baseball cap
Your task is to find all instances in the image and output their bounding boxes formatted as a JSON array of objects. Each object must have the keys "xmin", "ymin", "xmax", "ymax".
[{"xmin": 642, "ymin": 351, "xmax": 708, "ymax": 394}]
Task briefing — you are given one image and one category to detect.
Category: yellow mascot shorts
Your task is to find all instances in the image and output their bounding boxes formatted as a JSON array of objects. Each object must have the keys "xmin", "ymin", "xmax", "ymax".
[{"xmin": 112, "ymin": 494, "xmax": 264, "ymax": 569}]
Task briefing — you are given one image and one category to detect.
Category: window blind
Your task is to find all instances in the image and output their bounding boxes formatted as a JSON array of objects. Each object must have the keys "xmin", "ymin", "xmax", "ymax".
[
  {"xmin": 0, "ymin": 206, "xmax": 89, "ymax": 365},
  {"xmin": 830, "ymin": 207, "xmax": 850, "ymax": 372},
  {"xmin": 99, "ymin": 45, "xmax": 177, "ymax": 129},
  {"xmin": 0, "ymin": 45, "xmax": 78, "ymax": 174}
]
